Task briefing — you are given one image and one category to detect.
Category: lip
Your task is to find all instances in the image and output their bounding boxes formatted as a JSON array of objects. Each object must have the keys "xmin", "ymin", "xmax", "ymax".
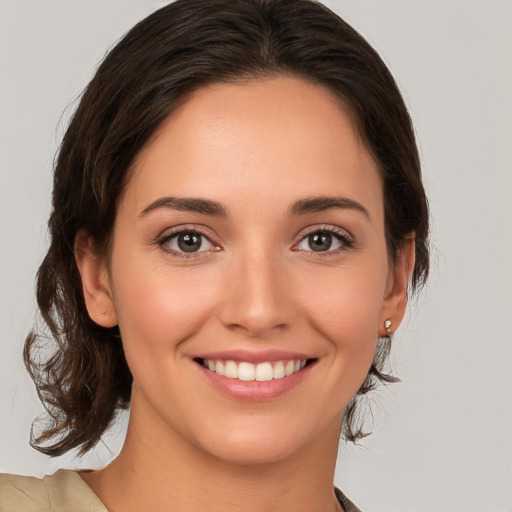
[
  {"xmin": 195, "ymin": 349, "xmax": 313, "ymax": 364},
  {"xmin": 194, "ymin": 352, "xmax": 317, "ymax": 401}
]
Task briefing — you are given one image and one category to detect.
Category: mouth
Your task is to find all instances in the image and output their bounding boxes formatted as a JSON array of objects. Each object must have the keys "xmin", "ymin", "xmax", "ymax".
[{"xmin": 194, "ymin": 358, "xmax": 317, "ymax": 382}]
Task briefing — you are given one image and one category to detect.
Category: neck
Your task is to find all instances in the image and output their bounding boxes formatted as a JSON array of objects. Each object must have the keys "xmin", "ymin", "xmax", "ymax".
[{"xmin": 83, "ymin": 390, "xmax": 342, "ymax": 512}]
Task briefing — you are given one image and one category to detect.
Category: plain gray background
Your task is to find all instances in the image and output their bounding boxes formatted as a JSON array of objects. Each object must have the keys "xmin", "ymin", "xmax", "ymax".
[{"xmin": 1, "ymin": 1, "xmax": 511, "ymax": 511}]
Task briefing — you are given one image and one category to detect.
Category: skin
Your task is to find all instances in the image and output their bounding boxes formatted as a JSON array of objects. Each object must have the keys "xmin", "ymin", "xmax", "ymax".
[{"xmin": 76, "ymin": 76, "xmax": 414, "ymax": 512}]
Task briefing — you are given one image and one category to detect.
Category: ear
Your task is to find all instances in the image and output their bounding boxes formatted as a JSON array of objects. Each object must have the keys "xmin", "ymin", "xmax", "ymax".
[
  {"xmin": 74, "ymin": 231, "xmax": 118, "ymax": 328},
  {"xmin": 378, "ymin": 236, "xmax": 416, "ymax": 336}
]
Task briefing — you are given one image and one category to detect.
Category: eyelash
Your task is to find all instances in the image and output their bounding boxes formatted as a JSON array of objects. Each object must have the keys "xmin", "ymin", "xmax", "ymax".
[
  {"xmin": 155, "ymin": 224, "xmax": 355, "ymax": 259},
  {"xmin": 156, "ymin": 225, "xmax": 220, "ymax": 259},
  {"xmin": 292, "ymin": 225, "xmax": 355, "ymax": 257}
]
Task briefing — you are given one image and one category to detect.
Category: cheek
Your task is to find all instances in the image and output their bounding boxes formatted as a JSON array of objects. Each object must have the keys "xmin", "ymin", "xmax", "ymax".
[
  {"xmin": 298, "ymin": 262, "xmax": 388, "ymax": 365},
  {"xmin": 111, "ymin": 259, "xmax": 221, "ymax": 358}
]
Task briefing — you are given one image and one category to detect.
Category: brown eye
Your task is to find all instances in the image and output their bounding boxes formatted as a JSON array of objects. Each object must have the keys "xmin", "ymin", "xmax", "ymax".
[
  {"xmin": 161, "ymin": 230, "xmax": 215, "ymax": 255},
  {"xmin": 308, "ymin": 232, "xmax": 332, "ymax": 252},
  {"xmin": 177, "ymin": 232, "xmax": 202, "ymax": 252},
  {"xmin": 295, "ymin": 229, "xmax": 350, "ymax": 254}
]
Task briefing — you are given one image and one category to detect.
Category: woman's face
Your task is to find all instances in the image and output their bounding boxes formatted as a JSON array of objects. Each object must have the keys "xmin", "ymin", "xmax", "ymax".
[{"xmin": 80, "ymin": 76, "xmax": 411, "ymax": 465}]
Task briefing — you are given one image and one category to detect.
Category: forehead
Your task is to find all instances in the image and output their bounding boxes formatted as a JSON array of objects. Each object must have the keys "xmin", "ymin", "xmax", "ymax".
[{"xmin": 126, "ymin": 76, "xmax": 382, "ymax": 219}]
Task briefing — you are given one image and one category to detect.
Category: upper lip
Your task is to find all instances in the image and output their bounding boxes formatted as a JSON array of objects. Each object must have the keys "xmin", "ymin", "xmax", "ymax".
[{"xmin": 194, "ymin": 349, "xmax": 315, "ymax": 364}]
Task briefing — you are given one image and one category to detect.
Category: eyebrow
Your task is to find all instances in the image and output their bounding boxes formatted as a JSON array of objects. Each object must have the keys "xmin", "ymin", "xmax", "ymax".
[
  {"xmin": 139, "ymin": 196, "xmax": 228, "ymax": 218},
  {"xmin": 289, "ymin": 196, "xmax": 370, "ymax": 219},
  {"xmin": 139, "ymin": 195, "xmax": 370, "ymax": 220}
]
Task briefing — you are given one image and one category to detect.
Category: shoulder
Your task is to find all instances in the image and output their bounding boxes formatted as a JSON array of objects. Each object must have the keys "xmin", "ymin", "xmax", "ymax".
[
  {"xmin": 0, "ymin": 472, "xmax": 50, "ymax": 511},
  {"xmin": 0, "ymin": 470, "xmax": 107, "ymax": 512}
]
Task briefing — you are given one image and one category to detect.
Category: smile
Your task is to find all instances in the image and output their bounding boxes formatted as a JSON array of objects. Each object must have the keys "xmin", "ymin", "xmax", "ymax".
[{"xmin": 197, "ymin": 359, "xmax": 311, "ymax": 381}]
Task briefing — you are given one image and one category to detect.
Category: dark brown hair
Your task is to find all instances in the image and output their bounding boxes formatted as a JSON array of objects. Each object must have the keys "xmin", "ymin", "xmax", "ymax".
[{"xmin": 25, "ymin": 0, "xmax": 429, "ymax": 456}]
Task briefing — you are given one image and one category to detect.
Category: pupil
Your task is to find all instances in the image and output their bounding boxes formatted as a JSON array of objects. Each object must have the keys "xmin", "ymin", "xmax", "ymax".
[
  {"xmin": 178, "ymin": 233, "xmax": 202, "ymax": 252},
  {"xmin": 309, "ymin": 232, "xmax": 332, "ymax": 251}
]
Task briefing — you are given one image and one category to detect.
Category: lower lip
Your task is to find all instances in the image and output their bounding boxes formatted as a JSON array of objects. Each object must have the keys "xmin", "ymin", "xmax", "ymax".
[{"xmin": 197, "ymin": 362, "xmax": 315, "ymax": 401}]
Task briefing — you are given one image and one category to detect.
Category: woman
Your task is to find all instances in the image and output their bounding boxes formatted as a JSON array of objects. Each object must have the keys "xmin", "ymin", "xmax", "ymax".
[{"xmin": 0, "ymin": 0, "xmax": 429, "ymax": 511}]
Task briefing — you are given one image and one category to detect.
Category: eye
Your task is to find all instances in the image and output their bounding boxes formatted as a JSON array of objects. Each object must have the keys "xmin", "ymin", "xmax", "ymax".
[
  {"xmin": 159, "ymin": 230, "xmax": 216, "ymax": 256},
  {"xmin": 294, "ymin": 228, "xmax": 353, "ymax": 253}
]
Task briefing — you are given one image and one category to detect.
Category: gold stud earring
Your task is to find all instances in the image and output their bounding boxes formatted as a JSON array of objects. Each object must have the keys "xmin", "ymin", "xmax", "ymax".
[{"xmin": 384, "ymin": 319, "xmax": 392, "ymax": 332}]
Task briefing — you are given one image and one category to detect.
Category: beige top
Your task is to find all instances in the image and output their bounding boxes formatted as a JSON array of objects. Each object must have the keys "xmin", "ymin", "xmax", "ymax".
[
  {"xmin": 0, "ymin": 470, "xmax": 106, "ymax": 512},
  {"xmin": 0, "ymin": 470, "xmax": 361, "ymax": 512}
]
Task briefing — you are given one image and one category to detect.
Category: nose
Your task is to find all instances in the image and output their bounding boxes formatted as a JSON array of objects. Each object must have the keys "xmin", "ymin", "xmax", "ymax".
[{"xmin": 217, "ymin": 249, "xmax": 293, "ymax": 338}]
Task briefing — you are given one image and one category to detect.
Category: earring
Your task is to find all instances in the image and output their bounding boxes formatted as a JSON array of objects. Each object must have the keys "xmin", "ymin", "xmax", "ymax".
[{"xmin": 384, "ymin": 319, "xmax": 392, "ymax": 332}]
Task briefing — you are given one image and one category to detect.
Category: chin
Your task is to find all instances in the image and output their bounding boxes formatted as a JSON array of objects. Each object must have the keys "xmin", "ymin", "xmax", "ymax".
[
  {"xmin": 190, "ymin": 414, "xmax": 338, "ymax": 468},
  {"xmin": 202, "ymin": 434, "xmax": 302, "ymax": 467}
]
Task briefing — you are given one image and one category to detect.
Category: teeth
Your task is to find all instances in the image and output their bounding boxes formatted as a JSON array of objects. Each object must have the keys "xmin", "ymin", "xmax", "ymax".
[
  {"xmin": 202, "ymin": 358, "xmax": 308, "ymax": 381},
  {"xmin": 215, "ymin": 361, "xmax": 225, "ymax": 375},
  {"xmin": 255, "ymin": 362, "xmax": 273, "ymax": 381},
  {"xmin": 273, "ymin": 361, "xmax": 285, "ymax": 379},
  {"xmin": 224, "ymin": 360, "xmax": 238, "ymax": 379},
  {"xmin": 238, "ymin": 362, "xmax": 255, "ymax": 381}
]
